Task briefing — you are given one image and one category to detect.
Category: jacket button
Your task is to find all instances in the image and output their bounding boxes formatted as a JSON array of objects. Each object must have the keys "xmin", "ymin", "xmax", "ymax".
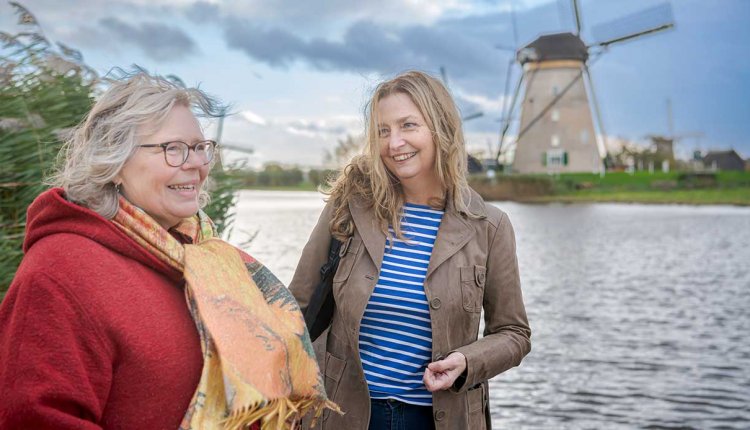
[
  {"xmin": 477, "ymin": 272, "xmax": 486, "ymax": 285},
  {"xmin": 430, "ymin": 298, "xmax": 441, "ymax": 309},
  {"xmin": 434, "ymin": 409, "xmax": 446, "ymax": 421}
]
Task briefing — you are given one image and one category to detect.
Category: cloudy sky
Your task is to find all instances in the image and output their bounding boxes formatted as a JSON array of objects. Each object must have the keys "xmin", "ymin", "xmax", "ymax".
[{"xmin": 2, "ymin": 0, "xmax": 748, "ymax": 167}]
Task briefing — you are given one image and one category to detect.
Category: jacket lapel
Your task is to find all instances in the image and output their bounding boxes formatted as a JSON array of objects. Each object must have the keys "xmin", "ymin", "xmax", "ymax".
[
  {"xmin": 348, "ymin": 197, "xmax": 386, "ymax": 270},
  {"xmin": 426, "ymin": 189, "xmax": 487, "ymax": 279},
  {"xmin": 426, "ymin": 205, "xmax": 473, "ymax": 280}
]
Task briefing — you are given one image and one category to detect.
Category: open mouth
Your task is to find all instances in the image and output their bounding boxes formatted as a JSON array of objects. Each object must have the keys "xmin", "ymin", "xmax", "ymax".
[
  {"xmin": 168, "ymin": 184, "xmax": 196, "ymax": 191},
  {"xmin": 393, "ymin": 152, "xmax": 417, "ymax": 162}
]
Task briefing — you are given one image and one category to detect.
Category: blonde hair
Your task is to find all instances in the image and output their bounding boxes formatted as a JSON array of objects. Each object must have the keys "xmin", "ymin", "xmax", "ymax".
[
  {"xmin": 48, "ymin": 72, "xmax": 220, "ymax": 219},
  {"xmin": 327, "ymin": 70, "xmax": 475, "ymax": 241}
]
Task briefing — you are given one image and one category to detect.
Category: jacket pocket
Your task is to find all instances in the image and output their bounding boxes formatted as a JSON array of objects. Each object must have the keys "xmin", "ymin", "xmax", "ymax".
[
  {"xmin": 467, "ymin": 383, "xmax": 487, "ymax": 430},
  {"xmin": 460, "ymin": 265, "xmax": 486, "ymax": 312},
  {"xmin": 332, "ymin": 237, "xmax": 362, "ymax": 284},
  {"xmin": 323, "ymin": 351, "xmax": 347, "ymax": 421}
]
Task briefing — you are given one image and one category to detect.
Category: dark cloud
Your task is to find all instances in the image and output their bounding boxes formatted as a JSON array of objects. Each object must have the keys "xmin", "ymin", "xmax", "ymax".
[
  {"xmin": 222, "ymin": 18, "xmax": 505, "ymax": 87},
  {"xmin": 99, "ymin": 17, "xmax": 197, "ymax": 61},
  {"xmin": 184, "ymin": 1, "xmax": 221, "ymax": 23}
]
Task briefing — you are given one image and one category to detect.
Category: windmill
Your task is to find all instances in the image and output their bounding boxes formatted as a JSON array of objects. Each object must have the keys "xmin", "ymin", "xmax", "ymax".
[{"xmin": 496, "ymin": 0, "xmax": 675, "ymax": 174}]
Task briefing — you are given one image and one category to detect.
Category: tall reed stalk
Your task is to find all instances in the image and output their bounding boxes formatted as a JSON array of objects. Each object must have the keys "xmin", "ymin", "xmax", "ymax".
[{"xmin": 0, "ymin": 3, "xmax": 240, "ymax": 295}]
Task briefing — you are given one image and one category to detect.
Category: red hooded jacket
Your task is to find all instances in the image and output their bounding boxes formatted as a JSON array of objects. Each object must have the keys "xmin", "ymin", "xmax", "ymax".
[{"xmin": 0, "ymin": 188, "xmax": 204, "ymax": 429}]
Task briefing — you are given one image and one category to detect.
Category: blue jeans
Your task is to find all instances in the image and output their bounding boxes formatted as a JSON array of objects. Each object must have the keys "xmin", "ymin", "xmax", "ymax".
[{"xmin": 369, "ymin": 399, "xmax": 435, "ymax": 430}]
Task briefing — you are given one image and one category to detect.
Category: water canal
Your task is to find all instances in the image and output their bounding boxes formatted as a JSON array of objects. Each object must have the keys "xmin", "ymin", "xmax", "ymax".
[{"xmin": 231, "ymin": 190, "xmax": 750, "ymax": 429}]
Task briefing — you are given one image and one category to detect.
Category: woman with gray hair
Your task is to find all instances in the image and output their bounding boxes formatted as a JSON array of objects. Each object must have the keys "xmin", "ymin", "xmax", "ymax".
[{"xmin": 0, "ymin": 72, "xmax": 336, "ymax": 429}]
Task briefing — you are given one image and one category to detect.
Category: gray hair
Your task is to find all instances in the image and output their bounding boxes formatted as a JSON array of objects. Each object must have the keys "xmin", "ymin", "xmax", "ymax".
[{"xmin": 48, "ymin": 72, "xmax": 222, "ymax": 219}]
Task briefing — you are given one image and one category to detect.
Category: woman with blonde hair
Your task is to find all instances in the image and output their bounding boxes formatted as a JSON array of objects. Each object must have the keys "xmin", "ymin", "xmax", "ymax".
[
  {"xmin": 0, "ymin": 72, "xmax": 336, "ymax": 429},
  {"xmin": 289, "ymin": 70, "xmax": 531, "ymax": 429}
]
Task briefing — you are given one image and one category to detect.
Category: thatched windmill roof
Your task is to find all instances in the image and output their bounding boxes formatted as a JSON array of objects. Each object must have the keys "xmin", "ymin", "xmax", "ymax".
[{"xmin": 518, "ymin": 32, "xmax": 588, "ymax": 64}]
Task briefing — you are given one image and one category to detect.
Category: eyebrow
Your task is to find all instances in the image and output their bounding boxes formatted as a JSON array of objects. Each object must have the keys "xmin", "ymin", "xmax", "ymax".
[
  {"xmin": 160, "ymin": 136, "xmax": 207, "ymax": 143},
  {"xmin": 378, "ymin": 115, "xmax": 419, "ymax": 126}
]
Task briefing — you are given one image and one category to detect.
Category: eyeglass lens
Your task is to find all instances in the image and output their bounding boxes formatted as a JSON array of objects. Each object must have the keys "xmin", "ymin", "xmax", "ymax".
[{"xmin": 164, "ymin": 141, "xmax": 214, "ymax": 167}]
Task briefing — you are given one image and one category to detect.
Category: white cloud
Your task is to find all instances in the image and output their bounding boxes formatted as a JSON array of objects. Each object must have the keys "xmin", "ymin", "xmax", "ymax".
[
  {"xmin": 454, "ymin": 89, "xmax": 508, "ymax": 114},
  {"xmin": 241, "ymin": 110, "xmax": 267, "ymax": 126}
]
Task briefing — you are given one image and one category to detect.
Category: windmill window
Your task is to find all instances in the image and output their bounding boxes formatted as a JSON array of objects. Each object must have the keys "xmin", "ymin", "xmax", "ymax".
[
  {"xmin": 580, "ymin": 129, "xmax": 589, "ymax": 145},
  {"xmin": 545, "ymin": 149, "xmax": 568, "ymax": 167},
  {"xmin": 551, "ymin": 109, "xmax": 560, "ymax": 122},
  {"xmin": 552, "ymin": 85, "xmax": 560, "ymax": 96},
  {"xmin": 551, "ymin": 134, "xmax": 561, "ymax": 147}
]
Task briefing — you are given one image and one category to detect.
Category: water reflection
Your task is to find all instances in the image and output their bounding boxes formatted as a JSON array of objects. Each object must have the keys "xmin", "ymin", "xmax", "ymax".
[{"xmin": 232, "ymin": 190, "xmax": 750, "ymax": 429}]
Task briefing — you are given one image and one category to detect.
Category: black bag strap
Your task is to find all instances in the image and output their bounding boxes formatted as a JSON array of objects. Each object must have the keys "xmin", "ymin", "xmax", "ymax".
[
  {"xmin": 319, "ymin": 238, "xmax": 343, "ymax": 280},
  {"xmin": 303, "ymin": 238, "xmax": 342, "ymax": 341}
]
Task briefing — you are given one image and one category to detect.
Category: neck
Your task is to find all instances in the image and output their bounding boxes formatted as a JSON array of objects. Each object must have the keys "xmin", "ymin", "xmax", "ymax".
[{"xmin": 402, "ymin": 179, "xmax": 444, "ymax": 207}]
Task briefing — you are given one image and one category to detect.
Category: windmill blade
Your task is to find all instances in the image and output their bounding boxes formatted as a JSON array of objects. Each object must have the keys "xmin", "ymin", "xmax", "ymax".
[
  {"xmin": 500, "ymin": 58, "xmax": 515, "ymax": 129},
  {"xmin": 571, "ymin": 0, "xmax": 583, "ymax": 36},
  {"xmin": 494, "ymin": 44, "xmax": 516, "ymax": 52},
  {"xmin": 674, "ymin": 131, "xmax": 704, "ymax": 139},
  {"xmin": 495, "ymin": 73, "xmax": 525, "ymax": 163},
  {"xmin": 463, "ymin": 112, "xmax": 484, "ymax": 122},
  {"xmin": 591, "ymin": 2, "xmax": 674, "ymax": 48},
  {"xmin": 439, "ymin": 66, "xmax": 448, "ymax": 87},
  {"xmin": 220, "ymin": 143, "xmax": 254, "ymax": 155},
  {"xmin": 583, "ymin": 64, "xmax": 608, "ymax": 160},
  {"xmin": 510, "ymin": 0, "xmax": 519, "ymax": 48},
  {"xmin": 666, "ymin": 98, "xmax": 674, "ymax": 136},
  {"xmin": 496, "ymin": 62, "xmax": 544, "ymax": 162}
]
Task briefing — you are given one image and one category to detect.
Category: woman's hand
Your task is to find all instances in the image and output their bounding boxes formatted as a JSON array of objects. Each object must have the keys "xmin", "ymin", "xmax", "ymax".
[{"xmin": 423, "ymin": 352, "xmax": 467, "ymax": 392}]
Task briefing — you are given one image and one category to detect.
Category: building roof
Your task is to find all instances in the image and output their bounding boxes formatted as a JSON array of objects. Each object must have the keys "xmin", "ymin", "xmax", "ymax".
[
  {"xmin": 704, "ymin": 150, "xmax": 742, "ymax": 160},
  {"xmin": 703, "ymin": 149, "xmax": 745, "ymax": 171},
  {"xmin": 518, "ymin": 32, "xmax": 588, "ymax": 64}
]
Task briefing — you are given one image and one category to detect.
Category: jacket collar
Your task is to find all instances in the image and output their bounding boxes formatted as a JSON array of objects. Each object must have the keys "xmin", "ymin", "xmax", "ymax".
[{"xmin": 349, "ymin": 187, "xmax": 486, "ymax": 279}]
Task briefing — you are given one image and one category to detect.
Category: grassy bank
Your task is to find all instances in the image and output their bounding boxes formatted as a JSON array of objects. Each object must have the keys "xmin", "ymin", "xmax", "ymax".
[
  {"xmin": 526, "ymin": 188, "xmax": 750, "ymax": 205},
  {"xmin": 470, "ymin": 171, "xmax": 750, "ymax": 206},
  {"xmin": 232, "ymin": 172, "xmax": 750, "ymax": 205}
]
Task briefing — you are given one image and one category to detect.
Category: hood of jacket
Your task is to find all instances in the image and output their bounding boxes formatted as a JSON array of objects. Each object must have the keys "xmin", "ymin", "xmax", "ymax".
[{"xmin": 23, "ymin": 188, "xmax": 182, "ymax": 282}]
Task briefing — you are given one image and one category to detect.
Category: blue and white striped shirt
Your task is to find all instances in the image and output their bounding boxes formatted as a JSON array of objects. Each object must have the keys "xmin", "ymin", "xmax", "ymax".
[{"xmin": 358, "ymin": 203, "xmax": 444, "ymax": 406}]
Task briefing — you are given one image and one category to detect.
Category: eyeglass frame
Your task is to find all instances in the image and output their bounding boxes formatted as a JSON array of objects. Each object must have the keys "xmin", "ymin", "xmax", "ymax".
[{"xmin": 137, "ymin": 139, "xmax": 218, "ymax": 167}]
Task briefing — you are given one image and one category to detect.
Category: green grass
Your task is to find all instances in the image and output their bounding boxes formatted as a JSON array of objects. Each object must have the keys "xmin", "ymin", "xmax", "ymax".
[
  {"xmin": 471, "ymin": 171, "xmax": 750, "ymax": 206},
  {"xmin": 534, "ymin": 171, "xmax": 750, "ymax": 189},
  {"xmin": 526, "ymin": 188, "xmax": 750, "ymax": 205},
  {"xmin": 239, "ymin": 172, "xmax": 750, "ymax": 205}
]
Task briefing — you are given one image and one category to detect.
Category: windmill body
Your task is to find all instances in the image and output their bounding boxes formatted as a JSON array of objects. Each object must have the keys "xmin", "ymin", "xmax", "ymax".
[{"xmin": 512, "ymin": 33, "xmax": 602, "ymax": 174}]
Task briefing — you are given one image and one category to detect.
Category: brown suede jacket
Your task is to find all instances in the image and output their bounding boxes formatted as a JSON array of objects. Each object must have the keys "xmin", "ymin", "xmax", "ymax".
[{"xmin": 290, "ymin": 188, "xmax": 531, "ymax": 430}]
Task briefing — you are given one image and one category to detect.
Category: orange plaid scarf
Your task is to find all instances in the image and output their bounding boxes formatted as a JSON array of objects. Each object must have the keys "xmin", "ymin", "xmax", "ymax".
[{"xmin": 112, "ymin": 197, "xmax": 338, "ymax": 429}]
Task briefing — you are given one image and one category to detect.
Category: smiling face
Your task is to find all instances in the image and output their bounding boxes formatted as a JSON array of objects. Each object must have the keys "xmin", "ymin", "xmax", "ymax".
[
  {"xmin": 116, "ymin": 104, "xmax": 209, "ymax": 230},
  {"xmin": 377, "ymin": 92, "xmax": 440, "ymax": 196}
]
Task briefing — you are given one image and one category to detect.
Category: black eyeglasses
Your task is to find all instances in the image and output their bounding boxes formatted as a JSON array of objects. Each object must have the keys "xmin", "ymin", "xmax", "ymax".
[{"xmin": 138, "ymin": 140, "xmax": 217, "ymax": 167}]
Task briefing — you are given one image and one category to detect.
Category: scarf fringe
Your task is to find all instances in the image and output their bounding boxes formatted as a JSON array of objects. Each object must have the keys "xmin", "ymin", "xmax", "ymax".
[{"xmin": 222, "ymin": 397, "xmax": 342, "ymax": 430}]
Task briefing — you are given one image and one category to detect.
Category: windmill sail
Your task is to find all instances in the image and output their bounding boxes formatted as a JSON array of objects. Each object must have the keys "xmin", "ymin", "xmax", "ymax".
[{"xmin": 591, "ymin": 3, "xmax": 674, "ymax": 47}]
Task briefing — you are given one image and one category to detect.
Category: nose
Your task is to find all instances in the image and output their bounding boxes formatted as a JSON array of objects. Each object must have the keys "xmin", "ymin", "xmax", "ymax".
[
  {"xmin": 388, "ymin": 130, "xmax": 406, "ymax": 152},
  {"xmin": 181, "ymin": 147, "xmax": 205, "ymax": 169}
]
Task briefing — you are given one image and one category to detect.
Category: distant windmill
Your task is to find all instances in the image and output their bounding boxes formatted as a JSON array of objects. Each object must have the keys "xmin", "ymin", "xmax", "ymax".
[
  {"xmin": 439, "ymin": 66, "xmax": 485, "ymax": 173},
  {"xmin": 496, "ymin": 0, "xmax": 674, "ymax": 174},
  {"xmin": 439, "ymin": 66, "xmax": 484, "ymax": 122},
  {"xmin": 648, "ymin": 98, "xmax": 703, "ymax": 162}
]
